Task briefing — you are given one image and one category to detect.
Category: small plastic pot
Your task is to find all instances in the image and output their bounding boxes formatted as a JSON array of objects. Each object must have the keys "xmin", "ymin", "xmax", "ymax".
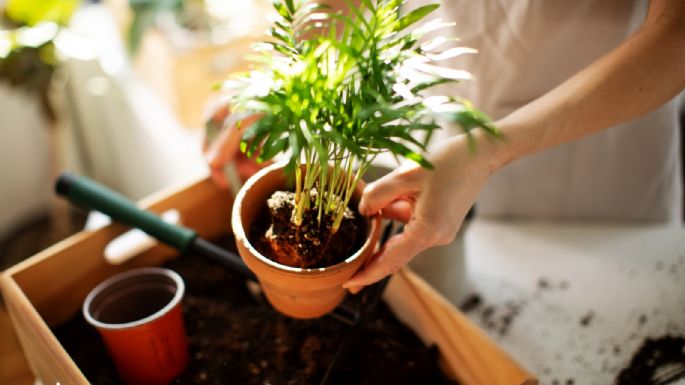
[
  {"xmin": 83, "ymin": 267, "xmax": 189, "ymax": 385},
  {"xmin": 232, "ymin": 162, "xmax": 382, "ymax": 319}
]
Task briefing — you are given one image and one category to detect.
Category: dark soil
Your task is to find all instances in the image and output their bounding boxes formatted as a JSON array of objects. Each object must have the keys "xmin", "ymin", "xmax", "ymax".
[
  {"xmin": 579, "ymin": 311, "xmax": 595, "ymax": 328},
  {"xmin": 250, "ymin": 190, "xmax": 366, "ymax": 268},
  {"xmin": 614, "ymin": 335, "xmax": 685, "ymax": 385},
  {"xmin": 459, "ymin": 293, "xmax": 525, "ymax": 338},
  {"xmin": 53, "ymin": 235, "xmax": 458, "ymax": 385}
]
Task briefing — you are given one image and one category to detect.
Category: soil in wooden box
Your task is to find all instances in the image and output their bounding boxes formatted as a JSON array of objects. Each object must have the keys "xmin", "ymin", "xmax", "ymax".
[{"xmin": 53, "ymin": 235, "xmax": 459, "ymax": 385}]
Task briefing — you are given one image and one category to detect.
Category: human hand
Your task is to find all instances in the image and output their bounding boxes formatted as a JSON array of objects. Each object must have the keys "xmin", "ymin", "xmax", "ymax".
[
  {"xmin": 343, "ymin": 132, "xmax": 500, "ymax": 293},
  {"xmin": 203, "ymin": 101, "xmax": 264, "ymax": 188}
]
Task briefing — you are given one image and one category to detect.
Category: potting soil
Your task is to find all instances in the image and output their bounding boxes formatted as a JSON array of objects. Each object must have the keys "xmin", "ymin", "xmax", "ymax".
[
  {"xmin": 251, "ymin": 190, "xmax": 365, "ymax": 268},
  {"xmin": 53, "ymin": 236, "xmax": 459, "ymax": 385}
]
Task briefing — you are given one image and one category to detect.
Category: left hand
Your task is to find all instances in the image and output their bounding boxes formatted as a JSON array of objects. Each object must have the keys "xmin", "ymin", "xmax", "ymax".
[{"xmin": 203, "ymin": 100, "xmax": 265, "ymax": 188}]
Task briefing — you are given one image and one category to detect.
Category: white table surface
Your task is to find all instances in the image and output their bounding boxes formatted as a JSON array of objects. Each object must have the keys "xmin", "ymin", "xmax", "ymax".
[{"xmin": 461, "ymin": 219, "xmax": 685, "ymax": 385}]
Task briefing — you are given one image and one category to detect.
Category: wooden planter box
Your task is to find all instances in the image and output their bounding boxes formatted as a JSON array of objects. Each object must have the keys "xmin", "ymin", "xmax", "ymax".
[
  {"xmin": 1, "ymin": 177, "xmax": 537, "ymax": 385},
  {"xmin": 0, "ymin": 305, "xmax": 33, "ymax": 385}
]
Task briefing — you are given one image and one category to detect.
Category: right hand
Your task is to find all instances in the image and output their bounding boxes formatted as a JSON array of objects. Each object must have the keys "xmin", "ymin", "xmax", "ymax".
[
  {"xmin": 343, "ymin": 131, "xmax": 502, "ymax": 293},
  {"xmin": 202, "ymin": 102, "xmax": 264, "ymax": 188}
]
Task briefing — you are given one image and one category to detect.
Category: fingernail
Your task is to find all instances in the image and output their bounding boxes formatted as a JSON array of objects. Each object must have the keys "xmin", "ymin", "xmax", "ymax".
[
  {"xmin": 348, "ymin": 286, "xmax": 363, "ymax": 295},
  {"xmin": 359, "ymin": 204, "xmax": 375, "ymax": 217}
]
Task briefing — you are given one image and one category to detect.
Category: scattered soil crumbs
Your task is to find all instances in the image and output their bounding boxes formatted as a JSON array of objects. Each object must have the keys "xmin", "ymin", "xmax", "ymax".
[
  {"xmin": 579, "ymin": 311, "xmax": 595, "ymax": 328},
  {"xmin": 614, "ymin": 336, "xmax": 685, "ymax": 385},
  {"xmin": 459, "ymin": 293, "xmax": 525, "ymax": 338},
  {"xmin": 537, "ymin": 276, "xmax": 570, "ymax": 291},
  {"xmin": 550, "ymin": 380, "xmax": 575, "ymax": 385},
  {"xmin": 53, "ymin": 236, "xmax": 458, "ymax": 385},
  {"xmin": 638, "ymin": 314, "xmax": 648, "ymax": 326},
  {"xmin": 537, "ymin": 278, "xmax": 550, "ymax": 290},
  {"xmin": 458, "ymin": 294, "xmax": 482, "ymax": 313},
  {"xmin": 460, "ymin": 263, "xmax": 685, "ymax": 384},
  {"xmin": 250, "ymin": 190, "xmax": 366, "ymax": 268},
  {"xmin": 459, "ymin": 276, "xmax": 575, "ymax": 338}
]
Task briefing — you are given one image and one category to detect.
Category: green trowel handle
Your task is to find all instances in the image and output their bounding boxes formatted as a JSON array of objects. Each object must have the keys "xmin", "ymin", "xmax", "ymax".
[{"xmin": 55, "ymin": 173, "xmax": 197, "ymax": 252}]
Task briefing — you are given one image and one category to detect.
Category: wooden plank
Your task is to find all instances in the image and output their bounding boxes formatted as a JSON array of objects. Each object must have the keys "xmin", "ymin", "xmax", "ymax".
[
  {"xmin": 1, "ymin": 276, "xmax": 88, "ymax": 385},
  {"xmin": 0, "ymin": 304, "xmax": 34, "ymax": 385},
  {"xmin": 1, "ymin": 175, "xmax": 537, "ymax": 385},
  {"xmin": 385, "ymin": 269, "xmax": 538, "ymax": 385},
  {"xmin": 5, "ymin": 177, "xmax": 232, "ymax": 326},
  {"xmin": 1, "ymin": 176, "xmax": 232, "ymax": 384}
]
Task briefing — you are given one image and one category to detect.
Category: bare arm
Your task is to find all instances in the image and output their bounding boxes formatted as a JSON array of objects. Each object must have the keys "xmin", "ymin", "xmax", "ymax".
[
  {"xmin": 490, "ymin": 0, "xmax": 685, "ymax": 170},
  {"xmin": 345, "ymin": 0, "xmax": 685, "ymax": 291}
]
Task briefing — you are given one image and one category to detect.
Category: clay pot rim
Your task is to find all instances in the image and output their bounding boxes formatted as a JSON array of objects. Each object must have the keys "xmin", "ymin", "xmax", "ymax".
[
  {"xmin": 232, "ymin": 161, "xmax": 379, "ymax": 276},
  {"xmin": 82, "ymin": 267, "xmax": 185, "ymax": 331}
]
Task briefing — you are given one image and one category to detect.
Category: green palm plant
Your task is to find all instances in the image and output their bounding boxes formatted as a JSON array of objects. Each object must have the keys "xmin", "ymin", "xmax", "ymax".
[{"xmin": 224, "ymin": 0, "xmax": 497, "ymax": 235}]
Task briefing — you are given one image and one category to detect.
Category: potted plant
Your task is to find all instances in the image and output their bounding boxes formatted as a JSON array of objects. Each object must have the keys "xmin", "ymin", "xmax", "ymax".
[
  {"xmin": 228, "ymin": 0, "xmax": 498, "ymax": 318},
  {"xmin": 0, "ymin": 0, "xmax": 82, "ymax": 263}
]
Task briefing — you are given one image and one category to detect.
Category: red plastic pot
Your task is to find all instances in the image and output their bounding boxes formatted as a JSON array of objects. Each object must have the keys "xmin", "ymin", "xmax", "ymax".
[{"xmin": 83, "ymin": 267, "xmax": 189, "ymax": 385}]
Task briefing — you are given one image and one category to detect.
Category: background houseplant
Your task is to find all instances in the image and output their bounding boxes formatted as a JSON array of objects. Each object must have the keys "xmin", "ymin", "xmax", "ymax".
[
  {"xmin": 228, "ymin": 0, "xmax": 498, "ymax": 318},
  {"xmin": 0, "ymin": 0, "xmax": 83, "ymax": 269},
  {"xmin": 126, "ymin": 0, "xmax": 265, "ymax": 54}
]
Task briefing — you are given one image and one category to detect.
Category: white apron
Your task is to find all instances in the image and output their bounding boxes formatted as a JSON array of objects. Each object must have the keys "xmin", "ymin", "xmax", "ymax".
[
  {"xmin": 414, "ymin": 0, "xmax": 683, "ymax": 222},
  {"xmin": 407, "ymin": 0, "xmax": 683, "ymax": 304}
]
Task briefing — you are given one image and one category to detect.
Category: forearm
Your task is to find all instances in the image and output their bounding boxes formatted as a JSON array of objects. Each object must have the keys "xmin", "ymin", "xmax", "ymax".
[{"xmin": 487, "ymin": 1, "xmax": 685, "ymax": 172}]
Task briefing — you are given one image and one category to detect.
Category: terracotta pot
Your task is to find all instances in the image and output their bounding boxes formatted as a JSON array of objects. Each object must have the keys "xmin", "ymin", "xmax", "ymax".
[{"xmin": 232, "ymin": 162, "xmax": 382, "ymax": 319}]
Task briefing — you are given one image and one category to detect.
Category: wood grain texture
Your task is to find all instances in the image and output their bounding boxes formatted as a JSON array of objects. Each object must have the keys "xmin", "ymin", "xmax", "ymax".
[
  {"xmin": 385, "ymin": 269, "xmax": 538, "ymax": 385},
  {"xmin": 0, "ymin": 305, "xmax": 33, "ymax": 385},
  {"xmin": 1, "ymin": 176, "xmax": 232, "ymax": 385},
  {"xmin": 1, "ymin": 175, "xmax": 537, "ymax": 385}
]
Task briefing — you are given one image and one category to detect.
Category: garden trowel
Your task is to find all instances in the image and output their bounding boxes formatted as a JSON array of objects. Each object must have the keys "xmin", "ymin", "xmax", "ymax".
[{"xmin": 55, "ymin": 172, "xmax": 393, "ymax": 326}]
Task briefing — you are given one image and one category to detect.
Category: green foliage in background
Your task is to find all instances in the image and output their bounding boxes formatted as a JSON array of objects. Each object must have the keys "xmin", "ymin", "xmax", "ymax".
[
  {"xmin": 225, "ymin": 0, "xmax": 498, "ymax": 232},
  {"xmin": 127, "ymin": 0, "xmax": 182, "ymax": 55},
  {"xmin": 4, "ymin": 0, "xmax": 80, "ymax": 26},
  {"xmin": 0, "ymin": 0, "xmax": 81, "ymax": 119}
]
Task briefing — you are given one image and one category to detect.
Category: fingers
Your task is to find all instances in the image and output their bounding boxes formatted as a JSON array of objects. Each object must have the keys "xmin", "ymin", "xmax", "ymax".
[
  {"xmin": 205, "ymin": 120, "xmax": 243, "ymax": 168},
  {"xmin": 343, "ymin": 222, "xmax": 429, "ymax": 291},
  {"xmin": 235, "ymin": 153, "xmax": 269, "ymax": 182},
  {"xmin": 380, "ymin": 199, "xmax": 413, "ymax": 223},
  {"xmin": 202, "ymin": 100, "xmax": 231, "ymax": 152},
  {"xmin": 359, "ymin": 167, "xmax": 420, "ymax": 216},
  {"xmin": 209, "ymin": 166, "xmax": 230, "ymax": 189},
  {"xmin": 348, "ymin": 167, "xmax": 424, "ymax": 292},
  {"xmin": 204, "ymin": 114, "xmax": 261, "ymax": 188}
]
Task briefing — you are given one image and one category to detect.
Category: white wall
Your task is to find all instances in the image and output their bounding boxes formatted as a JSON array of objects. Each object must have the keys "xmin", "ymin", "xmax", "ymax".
[{"xmin": 0, "ymin": 84, "xmax": 52, "ymax": 238}]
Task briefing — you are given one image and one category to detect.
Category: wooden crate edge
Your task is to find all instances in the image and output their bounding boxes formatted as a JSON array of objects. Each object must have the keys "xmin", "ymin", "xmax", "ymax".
[
  {"xmin": 385, "ymin": 268, "xmax": 538, "ymax": 385},
  {"xmin": 0, "ymin": 274, "xmax": 88, "ymax": 384}
]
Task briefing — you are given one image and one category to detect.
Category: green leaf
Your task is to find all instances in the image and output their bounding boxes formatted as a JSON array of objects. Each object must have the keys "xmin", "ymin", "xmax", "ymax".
[
  {"xmin": 375, "ymin": 137, "xmax": 434, "ymax": 169},
  {"xmin": 272, "ymin": 0, "xmax": 293, "ymax": 21},
  {"xmin": 359, "ymin": 0, "xmax": 375, "ymax": 12},
  {"xmin": 286, "ymin": 130, "xmax": 304, "ymax": 175},
  {"xmin": 241, "ymin": 117, "xmax": 273, "ymax": 156},
  {"xmin": 396, "ymin": 4, "xmax": 439, "ymax": 31},
  {"xmin": 222, "ymin": 0, "xmax": 497, "ymax": 220},
  {"xmin": 270, "ymin": 29, "xmax": 292, "ymax": 45},
  {"xmin": 284, "ymin": 0, "xmax": 296, "ymax": 15},
  {"xmin": 127, "ymin": 6, "xmax": 157, "ymax": 55},
  {"xmin": 342, "ymin": 0, "xmax": 371, "ymax": 30},
  {"xmin": 321, "ymin": 130, "xmax": 364, "ymax": 157},
  {"xmin": 411, "ymin": 77, "xmax": 458, "ymax": 93},
  {"xmin": 258, "ymin": 136, "xmax": 288, "ymax": 163},
  {"xmin": 299, "ymin": 121, "xmax": 328, "ymax": 165},
  {"xmin": 448, "ymin": 108, "xmax": 498, "ymax": 136},
  {"xmin": 6, "ymin": 0, "xmax": 81, "ymax": 26}
]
